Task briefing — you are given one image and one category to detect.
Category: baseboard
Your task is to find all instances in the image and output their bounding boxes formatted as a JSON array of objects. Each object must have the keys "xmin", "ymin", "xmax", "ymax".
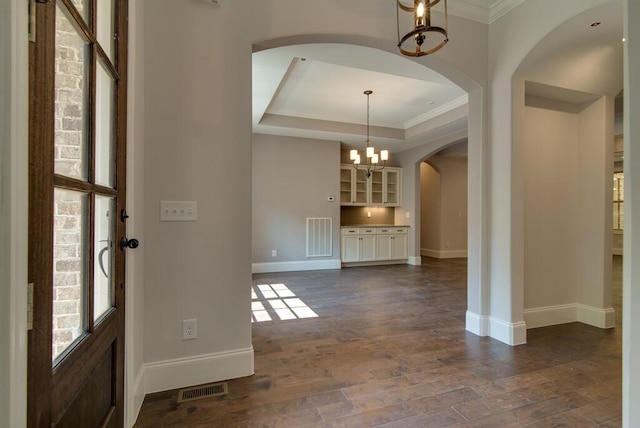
[
  {"xmin": 576, "ymin": 304, "xmax": 615, "ymax": 329},
  {"xmin": 407, "ymin": 256, "xmax": 421, "ymax": 265},
  {"xmin": 489, "ymin": 317, "xmax": 527, "ymax": 346},
  {"xmin": 252, "ymin": 260, "xmax": 341, "ymax": 274},
  {"xmin": 523, "ymin": 304, "xmax": 577, "ymax": 329},
  {"xmin": 465, "ymin": 311, "xmax": 526, "ymax": 345},
  {"xmin": 466, "ymin": 311, "xmax": 489, "ymax": 336},
  {"xmin": 143, "ymin": 347, "xmax": 254, "ymax": 395},
  {"xmin": 126, "ymin": 368, "xmax": 145, "ymax": 428},
  {"xmin": 420, "ymin": 248, "xmax": 468, "ymax": 259},
  {"xmin": 524, "ymin": 303, "xmax": 615, "ymax": 329}
]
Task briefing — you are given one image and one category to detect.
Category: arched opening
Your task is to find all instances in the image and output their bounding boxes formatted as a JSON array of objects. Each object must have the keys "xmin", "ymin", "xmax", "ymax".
[
  {"xmin": 513, "ymin": 2, "xmax": 623, "ymax": 331},
  {"xmin": 250, "ymin": 34, "xmax": 485, "ymax": 338},
  {"xmin": 419, "ymin": 140, "xmax": 469, "ymax": 262}
]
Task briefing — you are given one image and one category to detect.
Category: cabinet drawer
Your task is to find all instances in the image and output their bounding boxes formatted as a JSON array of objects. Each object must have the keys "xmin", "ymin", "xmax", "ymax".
[
  {"xmin": 358, "ymin": 228, "xmax": 377, "ymax": 235},
  {"xmin": 341, "ymin": 228, "xmax": 359, "ymax": 235},
  {"xmin": 377, "ymin": 227, "xmax": 408, "ymax": 235}
]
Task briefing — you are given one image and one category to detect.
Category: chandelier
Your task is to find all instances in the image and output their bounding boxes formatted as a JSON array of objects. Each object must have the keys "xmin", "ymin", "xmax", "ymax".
[
  {"xmin": 350, "ymin": 90, "xmax": 388, "ymax": 178},
  {"xmin": 397, "ymin": 0, "xmax": 449, "ymax": 57}
]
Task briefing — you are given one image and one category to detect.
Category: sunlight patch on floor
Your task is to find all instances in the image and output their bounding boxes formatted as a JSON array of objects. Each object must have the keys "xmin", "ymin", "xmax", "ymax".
[{"xmin": 251, "ymin": 283, "xmax": 318, "ymax": 323}]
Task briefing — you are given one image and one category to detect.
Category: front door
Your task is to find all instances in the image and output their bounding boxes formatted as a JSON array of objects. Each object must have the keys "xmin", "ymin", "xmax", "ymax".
[{"xmin": 28, "ymin": 0, "xmax": 129, "ymax": 426}]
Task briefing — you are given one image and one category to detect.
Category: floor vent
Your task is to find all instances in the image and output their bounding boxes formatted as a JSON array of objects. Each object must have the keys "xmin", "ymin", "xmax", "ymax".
[{"xmin": 177, "ymin": 382, "xmax": 228, "ymax": 403}]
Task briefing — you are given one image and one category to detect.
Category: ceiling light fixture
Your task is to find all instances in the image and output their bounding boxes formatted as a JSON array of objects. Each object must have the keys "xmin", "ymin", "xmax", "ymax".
[
  {"xmin": 350, "ymin": 90, "xmax": 388, "ymax": 178},
  {"xmin": 397, "ymin": 0, "xmax": 449, "ymax": 57}
]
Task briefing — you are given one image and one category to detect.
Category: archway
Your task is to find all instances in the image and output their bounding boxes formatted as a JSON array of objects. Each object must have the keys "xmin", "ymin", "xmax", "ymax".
[
  {"xmin": 513, "ymin": 1, "xmax": 622, "ymax": 330},
  {"xmin": 251, "ymin": 34, "xmax": 487, "ymax": 340}
]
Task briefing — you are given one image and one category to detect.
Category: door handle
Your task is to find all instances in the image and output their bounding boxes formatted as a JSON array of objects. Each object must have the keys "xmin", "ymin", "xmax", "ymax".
[{"xmin": 120, "ymin": 237, "xmax": 139, "ymax": 250}]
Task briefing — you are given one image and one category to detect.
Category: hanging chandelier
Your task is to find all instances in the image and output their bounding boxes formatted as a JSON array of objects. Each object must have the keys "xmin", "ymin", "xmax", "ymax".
[
  {"xmin": 396, "ymin": 0, "xmax": 449, "ymax": 57},
  {"xmin": 350, "ymin": 90, "xmax": 388, "ymax": 178}
]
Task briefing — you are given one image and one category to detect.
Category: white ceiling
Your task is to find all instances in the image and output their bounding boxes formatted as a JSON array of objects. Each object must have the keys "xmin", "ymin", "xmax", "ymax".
[{"xmin": 252, "ymin": 0, "xmax": 623, "ymax": 155}]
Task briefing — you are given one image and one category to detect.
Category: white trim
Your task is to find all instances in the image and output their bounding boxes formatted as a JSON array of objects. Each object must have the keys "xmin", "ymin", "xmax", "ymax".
[
  {"xmin": 576, "ymin": 304, "xmax": 616, "ymax": 329},
  {"xmin": 407, "ymin": 256, "xmax": 422, "ymax": 265},
  {"xmin": 125, "ymin": 1, "xmax": 145, "ymax": 426},
  {"xmin": 252, "ymin": 259, "xmax": 341, "ymax": 273},
  {"xmin": 126, "ymin": 369, "xmax": 145, "ymax": 428},
  {"xmin": 488, "ymin": 317, "xmax": 527, "ymax": 346},
  {"xmin": 465, "ymin": 311, "xmax": 489, "ymax": 336},
  {"xmin": 0, "ymin": 0, "xmax": 29, "ymax": 427},
  {"xmin": 421, "ymin": 248, "xmax": 468, "ymax": 259},
  {"xmin": 523, "ymin": 304, "xmax": 577, "ymax": 328},
  {"xmin": 524, "ymin": 303, "xmax": 616, "ymax": 329},
  {"xmin": 143, "ymin": 347, "xmax": 254, "ymax": 395},
  {"xmin": 404, "ymin": 95, "xmax": 469, "ymax": 129},
  {"xmin": 489, "ymin": 0, "xmax": 525, "ymax": 24}
]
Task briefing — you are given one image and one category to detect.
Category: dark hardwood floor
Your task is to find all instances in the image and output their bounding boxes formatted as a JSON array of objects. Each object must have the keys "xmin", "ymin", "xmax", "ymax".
[{"xmin": 134, "ymin": 257, "xmax": 622, "ymax": 427}]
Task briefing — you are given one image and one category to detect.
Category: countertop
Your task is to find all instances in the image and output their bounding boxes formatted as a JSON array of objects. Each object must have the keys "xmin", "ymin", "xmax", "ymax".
[{"xmin": 340, "ymin": 224, "xmax": 409, "ymax": 228}]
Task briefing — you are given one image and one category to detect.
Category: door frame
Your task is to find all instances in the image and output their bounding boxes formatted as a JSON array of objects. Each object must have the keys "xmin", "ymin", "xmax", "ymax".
[{"xmin": 0, "ymin": 0, "xmax": 29, "ymax": 427}]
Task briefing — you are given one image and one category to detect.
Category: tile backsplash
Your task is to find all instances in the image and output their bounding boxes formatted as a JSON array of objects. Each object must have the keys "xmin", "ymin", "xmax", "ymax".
[{"xmin": 341, "ymin": 206, "xmax": 394, "ymax": 225}]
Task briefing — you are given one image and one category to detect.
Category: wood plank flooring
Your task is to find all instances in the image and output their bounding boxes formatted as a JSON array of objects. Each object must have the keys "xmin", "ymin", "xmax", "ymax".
[{"xmin": 134, "ymin": 257, "xmax": 622, "ymax": 427}]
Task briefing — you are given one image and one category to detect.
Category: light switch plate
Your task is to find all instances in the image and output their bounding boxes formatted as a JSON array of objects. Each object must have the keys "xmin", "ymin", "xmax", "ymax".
[{"xmin": 160, "ymin": 201, "xmax": 198, "ymax": 221}]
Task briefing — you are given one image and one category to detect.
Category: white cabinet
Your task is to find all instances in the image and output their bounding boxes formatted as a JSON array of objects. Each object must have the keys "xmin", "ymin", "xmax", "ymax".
[
  {"xmin": 341, "ymin": 226, "xmax": 408, "ymax": 264},
  {"xmin": 370, "ymin": 169, "xmax": 401, "ymax": 206},
  {"xmin": 341, "ymin": 228, "xmax": 376, "ymax": 262},
  {"xmin": 341, "ymin": 165, "xmax": 402, "ymax": 207},
  {"xmin": 376, "ymin": 227, "xmax": 408, "ymax": 260},
  {"xmin": 340, "ymin": 167, "xmax": 369, "ymax": 205}
]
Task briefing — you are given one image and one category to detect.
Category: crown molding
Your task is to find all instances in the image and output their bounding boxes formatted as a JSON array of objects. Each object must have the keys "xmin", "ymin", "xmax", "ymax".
[
  {"xmin": 404, "ymin": 94, "xmax": 468, "ymax": 129},
  {"xmin": 489, "ymin": 0, "xmax": 525, "ymax": 23},
  {"xmin": 446, "ymin": 0, "xmax": 524, "ymax": 25},
  {"xmin": 446, "ymin": 1, "xmax": 490, "ymax": 24}
]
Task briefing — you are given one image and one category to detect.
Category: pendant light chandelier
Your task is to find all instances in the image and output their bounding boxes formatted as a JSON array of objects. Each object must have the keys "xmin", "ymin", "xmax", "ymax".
[
  {"xmin": 350, "ymin": 90, "xmax": 388, "ymax": 178},
  {"xmin": 397, "ymin": 0, "xmax": 449, "ymax": 57}
]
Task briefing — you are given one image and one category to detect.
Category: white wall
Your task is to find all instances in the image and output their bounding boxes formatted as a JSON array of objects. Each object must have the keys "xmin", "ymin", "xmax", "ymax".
[
  {"xmin": 523, "ymin": 97, "xmax": 614, "ymax": 328},
  {"xmin": 623, "ymin": 0, "xmax": 640, "ymax": 424},
  {"xmin": 420, "ymin": 156, "xmax": 468, "ymax": 258},
  {"xmin": 420, "ymin": 162, "xmax": 441, "ymax": 252},
  {"xmin": 141, "ymin": 0, "xmax": 255, "ymax": 392},
  {"xmin": 0, "ymin": 0, "xmax": 28, "ymax": 427},
  {"xmin": 252, "ymin": 134, "xmax": 341, "ymax": 272},
  {"xmin": 523, "ymin": 103, "xmax": 579, "ymax": 309},
  {"xmin": 576, "ymin": 97, "xmax": 614, "ymax": 312}
]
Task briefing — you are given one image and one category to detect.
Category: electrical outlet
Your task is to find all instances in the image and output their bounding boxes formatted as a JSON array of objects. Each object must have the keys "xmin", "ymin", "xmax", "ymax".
[
  {"xmin": 183, "ymin": 319, "xmax": 197, "ymax": 340},
  {"xmin": 272, "ymin": 250, "xmax": 277, "ymax": 257}
]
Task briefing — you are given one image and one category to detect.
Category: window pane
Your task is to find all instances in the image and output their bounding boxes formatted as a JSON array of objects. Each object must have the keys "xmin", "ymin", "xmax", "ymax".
[
  {"xmin": 53, "ymin": 188, "xmax": 88, "ymax": 363},
  {"xmin": 94, "ymin": 196, "xmax": 116, "ymax": 321},
  {"xmin": 96, "ymin": 61, "xmax": 115, "ymax": 187},
  {"xmin": 55, "ymin": 4, "xmax": 89, "ymax": 181},
  {"xmin": 69, "ymin": 0, "xmax": 91, "ymax": 26},
  {"xmin": 97, "ymin": 0, "xmax": 115, "ymax": 62}
]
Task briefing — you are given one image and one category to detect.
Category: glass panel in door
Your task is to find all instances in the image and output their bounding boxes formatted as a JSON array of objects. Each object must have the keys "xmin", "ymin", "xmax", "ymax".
[
  {"xmin": 52, "ymin": 188, "xmax": 88, "ymax": 363},
  {"xmin": 95, "ymin": 60, "xmax": 116, "ymax": 187},
  {"xmin": 94, "ymin": 195, "xmax": 116, "ymax": 321},
  {"xmin": 97, "ymin": 0, "xmax": 116, "ymax": 62},
  {"xmin": 385, "ymin": 170, "xmax": 399, "ymax": 205},
  {"xmin": 54, "ymin": 4, "xmax": 90, "ymax": 181},
  {"xmin": 370, "ymin": 170, "xmax": 383, "ymax": 204},
  {"xmin": 69, "ymin": 0, "xmax": 91, "ymax": 25},
  {"xmin": 355, "ymin": 169, "xmax": 368, "ymax": 204}
]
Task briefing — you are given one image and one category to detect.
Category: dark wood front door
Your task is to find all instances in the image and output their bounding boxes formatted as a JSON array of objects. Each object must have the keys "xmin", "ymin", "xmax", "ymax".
[{"xmin": 28, "ymin": 0, "xmax": 129, "ymax": 426}]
